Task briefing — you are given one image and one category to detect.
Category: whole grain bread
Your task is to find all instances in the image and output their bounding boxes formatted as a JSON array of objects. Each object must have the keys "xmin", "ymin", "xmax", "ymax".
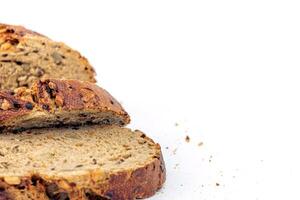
[
  {"xmin": 0, "ymin": 23, "xmax": 96, "ymax": 90},
  {"xmin": 0, "ymin": 125, "xmax": 166, "ymax": 200},
  {"xmin": 0, "ymin": 79, "xmax": 130, "ymax": 132}
]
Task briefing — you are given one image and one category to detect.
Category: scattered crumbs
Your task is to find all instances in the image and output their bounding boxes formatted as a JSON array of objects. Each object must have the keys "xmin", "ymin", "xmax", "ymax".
[
  {"xmin": 172, "ymin": 148, "xmax": 177, "ymax": 155},
  {"xmin": 219, "ymin": 170, "xmax": 223, "ymax": 177},
  {"xmin": 232, "ymin": 175, "xmax": 236, "ymax": 179},
  {"xmin": 165, "ymin": 146, "xmax": 169, "ymax": 150},
  {"xmin": 180, "ymin": 184, "xmax": 183, "ymax": 187},
  {"xmin": 175, "ymin": 122, "xmax": 179, "ymax": 127},
  {"xmin": 209, "ymin": 155, "xmax": 213, "ymax": 162},
  {"xmin": 198, "ymin": 142, "xmax": 203, "ymax": 147},
  {"xmin": 185, "ymin": 135, "xmax": 190, "ymax": 143},
  {"xmin": 201, "ymin": 184, "xmax": 204, "ymax": 187},
  {"xmin": 174, "ymin": 163, "xmax": 180, "ymax": 169},
  {"xmin": 216, "ymin": 183, "xmax": 220, "ymax": 186}
]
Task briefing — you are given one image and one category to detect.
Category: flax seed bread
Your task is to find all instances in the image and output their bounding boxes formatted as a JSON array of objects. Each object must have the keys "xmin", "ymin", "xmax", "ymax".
[
  {"xmin": 0, "ymin": 23, "xmax": 96, "ymax": 90},
  {"xmin": 0, "ymin": 125, "xmax": 166, "ymax": 200},
  {"xmin": 0, "ymin": 79, "xmax": 130, "ymax": 132}
]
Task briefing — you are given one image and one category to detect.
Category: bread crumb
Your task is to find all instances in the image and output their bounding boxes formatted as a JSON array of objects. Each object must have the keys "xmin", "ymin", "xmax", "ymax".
[
  {"xmin": 172, "ymin": 148, "xmax": 177, "ymax": 155},
  {"xmin": 216, "ymin": 183, "xmax": 220, "ymax": 186},
  {"xmin": 174, "ymin": 163, "xmax": 179, "ymax": 169},
  {"xmin": 185, "ymin": 135, "xmax": 190, "ymax": 143},
  {"xmin": 198, "ymin": 142, "xmax": 203, "ymax": 147},
  {"xmin": 175, "ymin": 122, "xmax": 179, "ymax": 127},
  {"xmin": 165, "ymin": 147, "xmax": 169, "ymax": 150}
]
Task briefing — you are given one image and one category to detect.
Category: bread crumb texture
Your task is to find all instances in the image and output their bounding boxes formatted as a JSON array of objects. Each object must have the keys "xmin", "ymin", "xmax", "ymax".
[
  {"xmin": 0, "ymin": 23, "xmax": 96, "ymax": 90},
  {"xmin": 0, "ymin": 125, "xmax": 166, "ymax": 200}
]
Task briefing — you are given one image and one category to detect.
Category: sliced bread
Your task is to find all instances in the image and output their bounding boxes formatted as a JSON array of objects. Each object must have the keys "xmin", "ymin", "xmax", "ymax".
[
  {"xmin": 0, "ymin": 125, "xmax": 166, "ymax": 200},
  {"xmin": 0, "ymin": 23, "xmax": 96, "ymax": 90},
  {"xmin": 0, "ymin": 79, "xmax": 130, "ymax": 132}
]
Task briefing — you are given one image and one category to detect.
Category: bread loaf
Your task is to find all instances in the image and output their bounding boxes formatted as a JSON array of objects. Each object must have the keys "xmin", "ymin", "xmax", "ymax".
[
  {"xmin": 0, "ymin": 79, "xmax": 129, "ymax": 132},
  {"xmin": 0, "ymin": 23, "xmax": 96, "ymax": 90},
  {"xmin": 0, "ymin": 125, "xmax": 166, "ymax": 200}
]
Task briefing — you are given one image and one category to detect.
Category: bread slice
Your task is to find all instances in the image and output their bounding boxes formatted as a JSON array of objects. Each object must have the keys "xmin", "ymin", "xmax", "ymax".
[
  {"xmin": 0, "ymin": 79, "xmax": 130, "ymax": 132},
  {"xmin": 0, "ymin": 23, "xmax": 96, "ymax": 90},
  {"xmin": 0, "ymin": 125, "xmax": 165, "ymax": 200}
]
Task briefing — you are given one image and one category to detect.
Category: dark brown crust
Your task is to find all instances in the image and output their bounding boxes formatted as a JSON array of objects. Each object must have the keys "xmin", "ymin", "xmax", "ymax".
[
  {"xmin": 32, "ymin": 79, "xmax": 127, "ymax": 113},
  {"xmin": 0, "ymin": 148, "xmax": 165, "ymax": 200},
  {"xmin": 0, "ymin": 91, "xmax": 30, "ymax": 122},
  {"xmin": 0, "ymin": 79, "xmax": 130, "ymax": 131},
  {"xmin": 96, "ymin": 152, "xmax": 166, "ymax": 200},
  {"xmin": 0, "ymin": 23, "xmax": 45, "ymax": 38}
]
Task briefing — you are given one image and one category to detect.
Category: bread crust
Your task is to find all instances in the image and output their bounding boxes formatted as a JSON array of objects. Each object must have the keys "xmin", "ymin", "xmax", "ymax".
[
  {"xmin": 0, "ymin": 132, "xmax": 165, "ymax": 200},
  {"xmin": 0, "ymin": 79, "xmax": 130, "ymax": 131},
  {"xmin": 0, "ymin": 23, "xmax": 45, "ymax": 39}
]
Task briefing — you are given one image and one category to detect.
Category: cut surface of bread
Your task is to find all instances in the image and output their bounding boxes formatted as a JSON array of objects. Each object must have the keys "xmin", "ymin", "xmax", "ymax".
[
  {"xmin": 0, "ymin": 23, "xmax": 96, "ymax": 90},
  {"xmin": 0, "ymin": 79, "xmax": 130, "ymax": 132},
  {"xmin": 0, "ymin": 125, "xmax": 166, "ymax": 200}
]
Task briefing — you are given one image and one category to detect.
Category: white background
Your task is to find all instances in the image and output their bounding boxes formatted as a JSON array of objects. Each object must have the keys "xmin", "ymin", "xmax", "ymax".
[{"xmin": 2, "ymin": 1, "xmax": 300, "ymax": 199}]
